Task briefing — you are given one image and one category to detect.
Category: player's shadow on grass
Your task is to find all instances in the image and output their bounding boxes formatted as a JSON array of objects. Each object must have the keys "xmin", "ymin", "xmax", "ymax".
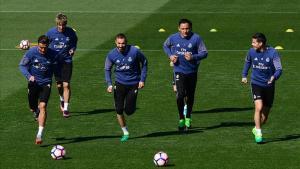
[
  {"xmin": 266, "ymin": 134, "xmax": 300, "ymax": 143},
  {"xmin": 193, "ymin": 107, "xmax": 253, "ymax": 114},
  {"xmin": 72, "ymin": 108, "xmax": 115, "ymax": 116},
  {"xmin": 204, "ymin": 121, "xmax": 253, "ymax": 130},
  {"xmin": 41, "ymin": 135, "xmax": 120, "ymax": 147},
  {"xmin": 133, "ymin": 128, "xmax": 203, "ymax": 139}
]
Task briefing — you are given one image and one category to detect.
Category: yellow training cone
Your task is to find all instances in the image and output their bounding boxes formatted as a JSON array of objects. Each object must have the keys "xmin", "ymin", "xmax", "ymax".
[
  {"xmin": 134, "ymin": 45, "xmax": 140, "ymax": 49},
  {"xmin": 209, "ymin": 28, "xmax": 218, "ymax": 32},
  {"xmin": 275, "ymin": 46, "xmax": 284, "ymax": 50},
  {"xmin": 285, "ymin": 29, "xmax": 294, "ymax": 32},
  {"xmin": 158, "ymin": 28, "xmax": 166, "ymax": 32}
]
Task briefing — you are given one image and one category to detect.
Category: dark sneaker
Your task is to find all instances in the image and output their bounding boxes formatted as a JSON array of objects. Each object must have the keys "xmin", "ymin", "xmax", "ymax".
[{"xmin": 63, "ymin": 110, "xmax": 70, "ymax": 118}]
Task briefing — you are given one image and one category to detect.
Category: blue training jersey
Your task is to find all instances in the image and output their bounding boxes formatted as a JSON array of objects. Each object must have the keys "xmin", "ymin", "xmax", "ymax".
[
  {"xmin": 105, "ymin": 45, "xmax": 148, "ymax": 86},
  {"xmin": 163, "ymin": 32, "xmax": 208, "ymax": 74},
  {"xmin": 46, "ymin": 26, "xmax": 78, "ymax": 63},
  {"xmin": 242, "ymin": 47, "xmax": 283, "ymax": 87},
  {"xmin": 19, "ymin": 47, "xmax": 58, "ymax": 86}
]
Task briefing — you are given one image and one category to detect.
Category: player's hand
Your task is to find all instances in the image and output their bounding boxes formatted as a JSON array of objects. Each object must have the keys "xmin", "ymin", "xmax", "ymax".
[
  {"xmin": 267, "ymin": 76, "xmax": 275, "ymax": 84},
  {"xmin": 69, "ymin": 49, "xmax": 75, "ymax": 56},
  {"xmin": 29, "ymin": 76, "xmax": 35, "ymax": 82},
  {"xmin": 184, "ymin": 52, "xmax": 192, "ymax": 61},
  {"xmin": 170, "ymin": 55, "xmax": 178, "ymax": 63},
  {"xmin": 107, "ymin": 85, "xmax": 113, "ymax": 93},
  {"xmin": 241, "ymin": 77, "xmax": 247, "ymax": 84},
  {"xmin": 138, "ymin": 82, "xmax": 144, "ymax": 89}
]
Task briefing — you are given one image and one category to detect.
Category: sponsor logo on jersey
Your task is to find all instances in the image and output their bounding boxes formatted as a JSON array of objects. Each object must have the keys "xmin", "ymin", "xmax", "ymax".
[
  {"xmin": 188, "ymin": 43, "xmax": 192, "ymax": 48},
  {"xmin": 128, "ymin": 57, "xmax": 132, "ymax": 62},
  {"xmin": 266, "ymin": 57, "xmax": 270, "ymax": 62}
]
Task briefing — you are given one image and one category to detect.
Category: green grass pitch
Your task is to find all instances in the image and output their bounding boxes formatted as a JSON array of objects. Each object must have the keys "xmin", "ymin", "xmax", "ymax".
[{"xmin": 0, "ymin": 0, "xmax": 300, "ymax": 168}]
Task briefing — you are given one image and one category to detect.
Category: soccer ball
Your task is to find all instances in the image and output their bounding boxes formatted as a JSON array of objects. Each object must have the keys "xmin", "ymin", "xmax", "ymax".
[
  {"xmin": 19, "ymin": 40, "xmax": 30, "ymax": 50},
  {"xmin": 50, "ymin": 145, "xmax": 66, "ymax": 160},
  {"xmin": 153, "ymin": 151, "xmax": 168, "ymax": 167}
]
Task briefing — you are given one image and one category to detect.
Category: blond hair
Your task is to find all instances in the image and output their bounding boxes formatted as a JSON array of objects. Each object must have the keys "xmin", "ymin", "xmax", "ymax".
[{"xmin": 55, "ymin": 13, "xmax": 68, "ymax": 25}]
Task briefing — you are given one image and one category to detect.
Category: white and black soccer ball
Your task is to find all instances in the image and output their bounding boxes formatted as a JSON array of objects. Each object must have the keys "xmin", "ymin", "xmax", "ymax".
[
  {"xmin": 19, "ymin": 40, "xmax": 30, "ymax": 50},
  {"xmin": 50, "ymin": 145, "xmax": 66, "ymax": 160},
  {"xmin": 153, "ymin": 151, "xmax": 168, "ymax": 167}
]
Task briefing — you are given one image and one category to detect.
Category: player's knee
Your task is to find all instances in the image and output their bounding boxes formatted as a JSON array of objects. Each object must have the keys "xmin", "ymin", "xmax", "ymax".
[
  {"xmin": 63, "ymin": 82, "xmax": 70, "ymax": 88},
  {"xmin": 39, "ymin": 102, "xmax": 46, "ymax": 109},
  {"xmin": 255, "ymin": 105, "xmax": 263, "ymax": 113}
]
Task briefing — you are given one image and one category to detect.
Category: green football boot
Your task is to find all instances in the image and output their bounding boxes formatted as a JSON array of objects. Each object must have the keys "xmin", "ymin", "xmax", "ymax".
[
  {"xmin": 120, "ymin": 134, "xmax": 129, "ymax": 142},
  {"xmin": 178, "ymin": 119, "xmax": 185, "ymax": 131},
  {"xmin": 185, "ymin": 118, "xmax": 192, "ymax": 129},
  {"xmin": 252, "ymin": 127, "xmax": 263, "ymax": 143}
]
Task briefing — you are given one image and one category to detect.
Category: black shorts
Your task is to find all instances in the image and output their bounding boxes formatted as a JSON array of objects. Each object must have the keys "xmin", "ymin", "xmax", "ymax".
[
  {"xmin": 251, "ymin": 83, "xmax": 275, "ymax": 107},
  {"xmin": 113, "ymin": 82, "xmax": 139, "ymax": 115},
  {"xmin": 28, "ymin": 82, "xmax": 51, "ymax": 110},
  {"xmin": 55, "ymin": 62, "xmax": 73, "ymax": 83},
  {"xmin": 175, "ymin": 72, "xmax": 197, "ymax": 98}
]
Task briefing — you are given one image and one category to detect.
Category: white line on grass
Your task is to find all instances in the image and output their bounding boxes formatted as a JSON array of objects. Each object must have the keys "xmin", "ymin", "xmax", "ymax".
[
  {"xmin": 0, "ymin": 10, "xmax": 298, "ymax": 14},
  {"xmin": 1, "ymin": 48, "xmax": 300, "ymax": 52}
]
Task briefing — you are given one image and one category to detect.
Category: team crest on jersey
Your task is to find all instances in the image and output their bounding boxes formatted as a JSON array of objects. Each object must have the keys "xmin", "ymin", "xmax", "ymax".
[
  {"xmin": 266, "ymin": 57, "xmax": 270, "ymax": 62},
  {"xmin": 254, "ymin": 57, "xmax": 258, "ymax": 61},
  {"xmin": 176, "ymin": 44, "xmax": 180, "ymax": 47},
  {"xmin": 261, "ymin": 58, "xmax": 263, "ymax": 60},
  {"xmin": 55, "ymin": 38, "xmax": 59, "ymax": 41},
  {"xmin": 128, "ymin": 57, "xmax": 132, "ymax": 62},
  {"xmin": 116, "ymin": 60, "xmax": 120, "ymax": 63},
  {"xmin": 66, "ymin": 37, "xmax": 70, "ymax": 41},
  {"xmin": 34, "ymin": 59, "xmax": 39, "ymax": 63},
  {"xmin": 188, "ymin": 43, "xmax": 192, "ymax": 48}
]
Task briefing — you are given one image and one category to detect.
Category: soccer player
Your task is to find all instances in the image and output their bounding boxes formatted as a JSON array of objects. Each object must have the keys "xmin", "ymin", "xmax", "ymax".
[
  {"xmin": 105, "ymin": 33, "xmax": 148, "ymax": 142},
  {"xmin": 242, "ymin": 33, "xmax": 283, "ymax": 143},
  {"xmin": 163, "ymin": 19, "xmax": 208, "ymax": 131},
  {"xmin": 46, "ymin": 13, "xmax": 78, "ymax": 118},
  {"xmin": 19, "ymin": 35, "xmax": 58, "ymax": 144}
]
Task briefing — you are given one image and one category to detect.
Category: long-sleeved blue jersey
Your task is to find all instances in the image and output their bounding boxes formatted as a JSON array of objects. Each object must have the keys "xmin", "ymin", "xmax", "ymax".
[
  {"xmin": 19, "ymin": 47, "xmax": 58, "ymax": 86},
  {"xmin": 242, "ymin": 47, "xmax": 282, "ymax": 87},
  {"xmin": 46, "ymin": 26, "xmax": 78, "ymax": 63},
  {"xmin": 105, "ymin": 45, "xmax": 148, "ymax": 86},
  {"xmin": 163, "ymin": 32, "xmax": 208, "ymax": 74}
]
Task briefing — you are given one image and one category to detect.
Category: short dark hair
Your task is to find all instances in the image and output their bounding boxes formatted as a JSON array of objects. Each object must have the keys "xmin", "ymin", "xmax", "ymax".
[
  {"xmin": 115, "ymin": 33, "xmax": 127, "ymax": 42},
  {"xmin": 38, "ymin": 35, "xmax": 49, "ymax": 45},
  {"xmin": 252, "ymin": 33, "xmax": 267, "ymax": 45},
  {"xmin": 178, "ymin": 19, "xmax": 192, "ymax": 28}
]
